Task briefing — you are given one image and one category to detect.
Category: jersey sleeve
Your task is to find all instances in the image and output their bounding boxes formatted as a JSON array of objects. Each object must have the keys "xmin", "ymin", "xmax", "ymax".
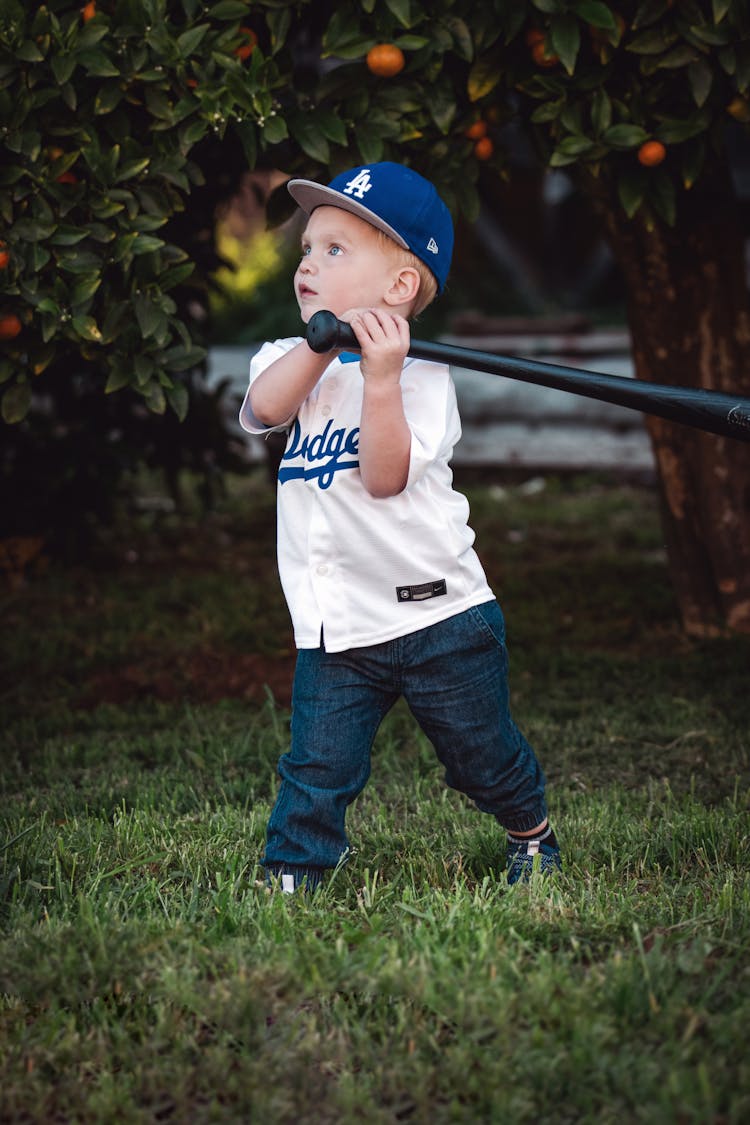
[
  {"xmin": 402, "ymin": 361, "xmax": 462, "ymax": 489},
  {"xmin": 238, "ymin": 337, "xmax": 303, "ymax": 435}
]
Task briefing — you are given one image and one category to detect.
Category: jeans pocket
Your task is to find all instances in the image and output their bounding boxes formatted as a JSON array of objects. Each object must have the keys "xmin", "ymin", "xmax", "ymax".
[{"xmin": 467, "ymin": 600, "xmax": 506, "ymax": 647}]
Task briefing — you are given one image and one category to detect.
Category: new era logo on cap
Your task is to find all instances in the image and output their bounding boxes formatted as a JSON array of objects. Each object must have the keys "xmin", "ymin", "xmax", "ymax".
[{"xmin": 286, "ymin": 162, "xmax": 454, "ymax": 293}]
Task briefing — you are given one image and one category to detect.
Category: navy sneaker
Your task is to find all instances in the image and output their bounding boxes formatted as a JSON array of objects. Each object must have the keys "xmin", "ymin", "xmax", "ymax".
[{"xmin": 506, "ymin": 838, "xmax": 562, "ymax": 885}]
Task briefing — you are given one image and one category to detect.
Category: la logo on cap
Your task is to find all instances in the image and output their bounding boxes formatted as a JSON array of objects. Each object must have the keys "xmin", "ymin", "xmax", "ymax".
[{"xmin": 343, "ymin": 169, "xmax": 373, "ymax": 200}]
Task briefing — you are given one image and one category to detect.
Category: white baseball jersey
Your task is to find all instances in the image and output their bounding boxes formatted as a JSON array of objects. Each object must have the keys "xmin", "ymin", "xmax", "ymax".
[{"xmin": 239, "ymin": 337, "xmax": 494, "ymax": 652}]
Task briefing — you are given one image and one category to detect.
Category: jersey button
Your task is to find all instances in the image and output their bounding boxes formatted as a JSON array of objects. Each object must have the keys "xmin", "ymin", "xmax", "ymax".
[{"xmin": 316, "ymin": 564, "xmax": 329, "ymax": 576}]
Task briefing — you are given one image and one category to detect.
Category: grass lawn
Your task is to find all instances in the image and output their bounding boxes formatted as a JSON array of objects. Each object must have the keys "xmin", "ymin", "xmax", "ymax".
[{"xmin": 2, "ymin": 470, "xmax": 749, "ymax": 1123}]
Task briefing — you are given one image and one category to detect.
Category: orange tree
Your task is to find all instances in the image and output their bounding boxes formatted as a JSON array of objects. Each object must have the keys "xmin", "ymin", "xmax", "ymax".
[
  {"xmin": 0, "ymin": 0, "xmax": 326, "ymax": 547},
  {"xmin": 275, "ymin": 0, "xmax": 750, "ymax": 638},
  {"xmin": 2, "ymin": 1, "xmax": 749, "ymax": 633}
]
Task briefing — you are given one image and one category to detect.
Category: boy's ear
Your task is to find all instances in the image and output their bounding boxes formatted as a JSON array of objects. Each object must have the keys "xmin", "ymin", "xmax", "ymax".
[{"xmin": 384, "ymin": 266, "xmax": 421, "ymax": 308}]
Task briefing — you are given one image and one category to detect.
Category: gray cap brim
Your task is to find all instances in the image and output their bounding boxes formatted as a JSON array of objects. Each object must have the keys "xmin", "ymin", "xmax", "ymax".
[{"xmin": 286, "ymin": 179, "xmax": 409, "ymax": 250}]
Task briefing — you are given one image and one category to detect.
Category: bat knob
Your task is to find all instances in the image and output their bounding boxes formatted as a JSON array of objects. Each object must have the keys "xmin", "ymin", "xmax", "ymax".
[{"xmin": 306, "ymin": 310, "xmax": 358, "ymax": 353}]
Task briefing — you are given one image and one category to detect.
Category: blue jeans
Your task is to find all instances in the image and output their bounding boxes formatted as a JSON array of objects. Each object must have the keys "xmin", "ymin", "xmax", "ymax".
[{"xmin": 263, "ymin": 600, "xmax": 547, "ymax": 878}]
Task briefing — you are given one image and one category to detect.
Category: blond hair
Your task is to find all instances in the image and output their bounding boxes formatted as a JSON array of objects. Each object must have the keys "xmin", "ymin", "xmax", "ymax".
[{"xmin": 374, "ymin": 229, "xmax": 439, "ymax": 318}]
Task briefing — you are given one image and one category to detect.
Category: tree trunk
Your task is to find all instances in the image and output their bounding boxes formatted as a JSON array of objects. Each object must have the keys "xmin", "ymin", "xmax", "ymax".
[{"xmin": 588, "ymin": 161, "xmax": 750, "ymax": 636}]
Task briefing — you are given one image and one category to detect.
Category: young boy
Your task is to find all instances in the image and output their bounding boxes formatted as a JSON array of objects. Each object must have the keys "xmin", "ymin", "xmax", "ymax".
[{"xmin": 239, "ymin": 161, "xmax": 561, "ymax": 892}]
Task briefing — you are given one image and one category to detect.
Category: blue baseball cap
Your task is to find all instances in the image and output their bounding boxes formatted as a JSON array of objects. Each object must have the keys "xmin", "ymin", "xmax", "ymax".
[{"xmin": 287, "ymin": 162, "xmax": 454, "ymax": 293}]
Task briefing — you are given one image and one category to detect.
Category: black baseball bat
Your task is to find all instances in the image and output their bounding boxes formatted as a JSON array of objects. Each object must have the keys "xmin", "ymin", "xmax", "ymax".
[{"xmin": 306, "ymin": 310, "xmax": 750, "ymax": 443}]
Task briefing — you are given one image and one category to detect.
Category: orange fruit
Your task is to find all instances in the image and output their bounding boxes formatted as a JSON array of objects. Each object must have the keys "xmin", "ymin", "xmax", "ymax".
[
  {"xmin": 525, "ymin": 28, "xmax": 545, "ymax": 47},
  {"xmin": 474, "ymin": 136, "xmax": 494, "ymax": 161},
  {"xmin": 637, "ymin": 140, "xmax": 666, "ymax": 167},
  {"xmin": 366, "ymin": 43, "xmax": 405, "ymax": 78},
  {"xmin": 57, "ymin": 170, "xmax": 78, "ymax": 184},
  {"xmin": 531, "ymin": 40, "xmax": 559, "ymax": 68},
  {"xmin": 0, "ymin": 314, "xmax": 22, "ymax": 340},
  {"xmin": 0, "ymin": 243, "xmax": 8, "ymax": 270},
  {"xmin": 728, "ymin": 96, "xmax": 750, "ymax": 121},
  {"xmin": 465, "ymin": 120, "xmax": 488, "ymax": 140},
  {"xmin": 81, "ymin": 1, "xmax": 96, "ymax": 21},
  {"xmin": 235, "ymin": 27, "xmax": 257, "ymax": 61}
]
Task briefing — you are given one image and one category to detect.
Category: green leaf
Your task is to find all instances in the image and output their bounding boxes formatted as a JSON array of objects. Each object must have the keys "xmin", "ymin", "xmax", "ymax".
[
  {"xmin": 573, "ymin": 1, "xmax": 617, "ymax": 30},
  {"xmin": 445, "ymin": 17, "xmax": 474, "ymax": 62},
  {"xmin": 49, "ymin": 225, "xmax": 88, "ymax": 246},
  {"xmin": 556, "ymin": 134, "xmax": 596, "ymax": 157},
  {"xmin": 134, "ymin": 293, "xmax": 165, "ymax": 338},
  {"xmin": 686, "ymin": 22, "xmax": 731, "ymax": 48},
  {"xmin": 131, "ymin": 235, "xmax": 166, "ymax": 254},
  {"xmin": 166, "ymin": 381, "xmax": 189, "ymax": 421},
  {"xmin": 79, "ymin": 50, "xmax": 120, "ymax": 78},
  {"xmin": 71, "ymin": 276, "xmax": 102, "ymax": 307},
  {"xmin": 160, "ymin": 262, "xmax": 196, "ymax": 290},
  {"xmin": 717, "ymin": 45, "xmax": 736, "ymax": 76},
  {"xmin": 289, "ymin": 117, "xmax": 329, "ymax": 163},
  {"xmin": 2, "ymin": 381, "xmax": 31, "ymax": 425},
  {"xmin": 654, "ymin": 110, "xmax": 709, "ymax": 143},
  {"xmin": 94, "ymin": 83, "xmax": 124, "ymax": 115},
  {"xmin": 267, "ymin": 6, "xmax": 292, "ymax": 54},
  {"xmin": 530, "ymin": 99, "xmax": 565, "ymax": 123},
  {"xmin": 687, "ymin": 60, "xmax": 712, "ymax": 107},
  {"xmin": 712, "ymin": 0, "xmax": 731, "ymax": 20},
  {"xmin": 650, "ymin": 169, "xmax": 676, "ymax": 226},
  {"xmin": 11, "ymin": 218, "xmax": 57, "ymax": 241},
  {"xmin": 164, "ymin": 344, "xmax": 206, "ymax": 371},
  {"xmin": 549, "ymin": 150, "xmax": 578, "ymax": 167},
  {"xmin": 617, "ymin": 168, "xmax": 646, "ymax": 218},
  {"xmin": 385, "ymin": 0, "xmax": 412, "ymax": 29},
  {"xmin": 209, "ymin": 1, "xmax": 251, "ymax": 19},
  {"xmin": 105, "ymin": 367, "xmax": 131, "ymax": 393},
  {"xmin": 15, "ymin": 41, "xmax": 44, "ymax": 63},
  {"xmin": 393, "ymin": 35, "xmax": 430, "ymax": 50},
  {"xmin": 263, "ymin": 115, "xmax": 289, "ymax": 145},
  {"xmin": 71, "ymin": 315, "xmax": 103, "ymax": 343},
  {"xmin": 0, "ymin": 164, "xmax": 25, "ymax": 186},
  {"xmin": 51, "ymin": 53, "xmax": 77, "ymax": 85},
  {"xmin": 233, "ymin": 119, "xmax": 258, "ymax": 167},
  {"xmin": 77, "ymin": 22, "xmax": 110, "ymax": 50},
  {"xmin": 61, "ymin": 82, "xmax": 77, "ymax": 112},
  {"xmin": 429, "ymin": 85, "xmax": 457, "ymax": 134},
  {"xmin": 681, "ymin": 136, "xmax": 706, "ymax": 189},
  {"xmin": 177, "ymin": 24, "xmax": 210, "ymax": 57},
  {"xmin": 591, "ymin": 88, "xmax": 612, "ymax": 134},
  {"xmin": 649, "ymin": 45, "xmax": 700, "ymax": 71},
  {"xmin": 116, "ymin": 157, "xmax": 150, "ymax": 182},
  {"xmin": 34, "ymin": 298, "xmax": 59, "ymax": 316},
  {"xmin": 143, "ymin": 381, "xmax": 167, "ymax": 414},
  {"xmin": 468, "ymin": 53, "xmax": 502, "ymax": 102},
  {"xmin": 355, "ymin": 123, "xmax": 385, "ymax": 164},
  {"xmin": 316, "ymin": 108, "xmax": 348, "ymax": 147},
  {"xmin": 134, "ymin": 354, "xmax": 155, "ymax": 385},
  {"xmin": 627, "ymin": 28, "xmax": 677, "ymax": 55},
  {"xmin": 57, "ymin": 250, "xmax": 103, "ymax": 274},
  {"xmin": 632, "ymin": 1, "xmax": 670, "ymax": 31},
  {"xmin": 603, "ymin": 123, "xmax": 649, "ymax": 148},
  {"xmin": 550, "ymin": 15, "xmax": 580, "ymax": 75},
  {"xmin": 180, "ymin": 118, "xmax": 209, "ymax": 147}
]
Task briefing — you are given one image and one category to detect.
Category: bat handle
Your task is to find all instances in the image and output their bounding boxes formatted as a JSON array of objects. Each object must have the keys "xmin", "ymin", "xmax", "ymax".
[{"xmin": 306, "ymin": 310, "xmax": 358, "ymax": 353}]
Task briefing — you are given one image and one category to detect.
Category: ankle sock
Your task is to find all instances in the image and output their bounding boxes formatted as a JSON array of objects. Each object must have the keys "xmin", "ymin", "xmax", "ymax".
[{"xmin": 507, "ymin": 825, "xmax": 558, "ymax": 851}]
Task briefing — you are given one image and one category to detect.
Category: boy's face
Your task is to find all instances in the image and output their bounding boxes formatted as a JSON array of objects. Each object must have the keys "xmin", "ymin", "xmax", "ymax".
[{"xmin": 294, "ymin": 206, "xmax": 403, "ymax": 323}]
